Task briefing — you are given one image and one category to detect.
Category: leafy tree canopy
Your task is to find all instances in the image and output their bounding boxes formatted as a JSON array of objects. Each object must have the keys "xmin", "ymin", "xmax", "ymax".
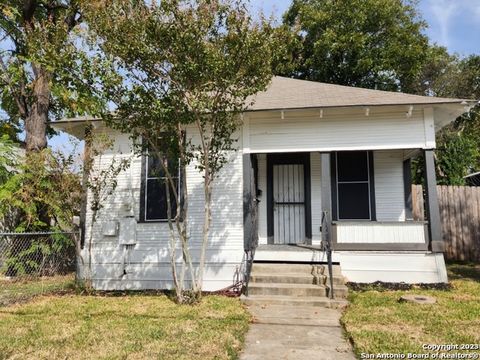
[
  {"xmin": 0, "ymin": 134, "xmax": 18, "ymax": 186},
  {"xmin": 0, "ymin": 147, "xmax": 82, "ymax": 232},
  {"xmin": 0, "ymin": 0, "xmax": 110, "ymax": 149},
  {"xmin": 423, "ymin": 53, "xmax": 480, "ymax": 184},
  {"xmin": 85, "ymin": 0, "xmax": 286, "ymax": 170},
  {"xmin": 282, "ymin": 0, "xmax": 429, "ymax": 92}
]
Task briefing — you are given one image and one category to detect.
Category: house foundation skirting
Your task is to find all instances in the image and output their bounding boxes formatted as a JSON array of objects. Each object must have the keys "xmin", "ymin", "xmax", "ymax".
[
  {"xmin": 253, "ymin": 247, "xmax": 448, "ymax": 284},
  {"xmin": 336, "ymin": 251, "xmax": 448, "ymax": 284}
]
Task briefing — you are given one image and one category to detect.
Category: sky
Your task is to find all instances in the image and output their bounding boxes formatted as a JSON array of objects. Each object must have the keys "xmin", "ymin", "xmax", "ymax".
[{"xmin": 48, "ymin": 0, "xmax": 480, "ymax": 151}]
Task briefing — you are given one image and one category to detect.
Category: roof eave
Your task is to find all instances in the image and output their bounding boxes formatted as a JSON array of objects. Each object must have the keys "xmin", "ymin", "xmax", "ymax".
[{"xmin": 245, "ymin": 100, "xmax": 475, "ymax": 113}]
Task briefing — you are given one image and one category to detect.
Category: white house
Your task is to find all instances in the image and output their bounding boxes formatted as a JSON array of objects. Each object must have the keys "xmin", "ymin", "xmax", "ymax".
[{"xmin": 53, "ymin": 77, "xmax": 474, "ymax": 299}]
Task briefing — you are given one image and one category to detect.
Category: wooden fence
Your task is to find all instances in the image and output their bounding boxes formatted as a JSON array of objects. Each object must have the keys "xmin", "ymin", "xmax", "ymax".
[{"xmin": 412, "ymin": 184, "xmax": 480, "ymax": 262}]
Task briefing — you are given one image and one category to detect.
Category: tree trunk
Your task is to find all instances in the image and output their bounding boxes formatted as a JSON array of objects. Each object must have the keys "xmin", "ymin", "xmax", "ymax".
[
  {"xmin": 197, "ymin": 177, "xmax": 212, "ymax": 295},
  {"xmin": 25, "ymin": 64, "xmax": 49, "ymax": 152}
]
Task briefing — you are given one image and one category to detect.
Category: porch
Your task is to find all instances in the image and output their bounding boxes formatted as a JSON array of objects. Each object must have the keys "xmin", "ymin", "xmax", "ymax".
[{"xmin": 243, "ymin": 149, "xmax": 443, "ymax": 255}]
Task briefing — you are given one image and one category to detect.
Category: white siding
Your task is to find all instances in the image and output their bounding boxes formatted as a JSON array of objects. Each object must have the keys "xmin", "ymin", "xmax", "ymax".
[
  {"xmin": 80, "ymin": 111, "xmax": 436, "ymax": 290},
  {"xmin": 247, "ymin": 107, "xmax": 428, "ymax": 153},
  {"xmin": 82, "ymin": 126, "xmax": 244, "ymax": 291},
  {"xmin": 374, "ymin": 150, "xmax": 406, "ymax": 221},
  {"xmin": 335, "ymin": 222, "xmax": 426, "ymax": 243}
]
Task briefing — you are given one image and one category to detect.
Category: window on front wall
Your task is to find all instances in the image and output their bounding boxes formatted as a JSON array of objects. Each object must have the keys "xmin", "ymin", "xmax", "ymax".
[
  {"xmin": 141, "ymin": 144, "xmax": 181, "ymax": 222},
  {"xmin": 334, "ymin": 151, "xmax": 375, "ymax": 220}
]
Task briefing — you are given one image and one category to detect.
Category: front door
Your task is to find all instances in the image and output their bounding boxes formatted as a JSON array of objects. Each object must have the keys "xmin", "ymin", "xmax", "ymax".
[
  {"xmin": 273, "ymin": 164, "xmax": 305, "ymax": 244},
  {"xmin": 267, "ymin": 153, "xmax": 311, "ymax": 245}
]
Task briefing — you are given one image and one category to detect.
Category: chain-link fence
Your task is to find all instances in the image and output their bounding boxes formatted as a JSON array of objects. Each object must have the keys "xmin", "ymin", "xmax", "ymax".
[{"xmin": 0, "ymin": 232, "xmax": 78, "ymax": 306}]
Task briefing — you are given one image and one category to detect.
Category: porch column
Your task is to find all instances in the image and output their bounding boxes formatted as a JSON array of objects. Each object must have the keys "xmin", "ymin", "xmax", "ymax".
[
  {"xmin": 403, "ymin": 158, "xmax": 414, "ymax": 220},
  {"xmin": 423, "ymin": 149, "xmax": 444, "ymax": 252},
  {"xmin": 243, "ymin": 153, "xmax": 257, "ymax": 251},
  {"xmin": 320, "ymin": 153, "xmax": 333, "ymax": 245}
]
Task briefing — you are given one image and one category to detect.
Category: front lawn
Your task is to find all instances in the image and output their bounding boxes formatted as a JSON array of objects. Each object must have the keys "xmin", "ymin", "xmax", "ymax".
[
  {"xmin": 0, "ymin": 293, "xmax": 249, "ymax": 359},
  {"xmin": 341, "ymin": 263, "xmax": 480, "ymax": 357}
]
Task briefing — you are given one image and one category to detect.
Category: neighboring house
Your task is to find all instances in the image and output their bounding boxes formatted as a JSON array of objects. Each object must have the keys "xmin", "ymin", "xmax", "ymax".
[
  {"xmin": 465, "ymin": 171, "xmax": 480, "ymax": 186},
  {"xmin": 53, "ymin": 77, "xmax": 474, "ymax": 292}
]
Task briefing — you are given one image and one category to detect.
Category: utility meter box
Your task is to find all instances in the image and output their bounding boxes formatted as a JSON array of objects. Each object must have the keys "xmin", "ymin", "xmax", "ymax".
[
  {"xmin": 119, "ymin": 217, "xmax": 137, "ymax": 245},
  {"xmin": 102, "ymin": 220, "xmax": 119, "ymax": 237}
]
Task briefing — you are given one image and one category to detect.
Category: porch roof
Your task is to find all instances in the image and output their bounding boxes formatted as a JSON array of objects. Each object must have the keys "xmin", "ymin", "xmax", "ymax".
[{"xmin": 247, "ymin": 76, "xmax": 475, "ymax": 111}]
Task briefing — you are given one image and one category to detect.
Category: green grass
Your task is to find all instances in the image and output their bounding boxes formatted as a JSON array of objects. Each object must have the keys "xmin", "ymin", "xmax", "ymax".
[
  {"xmin": 0, "ymin": 274, "xmax": 75, "ymax": 306},
  {"xmin": 0, "ymin": 293, "xmax": 250, "ymax": 359},
  {"xmin": 341, "ymin": 263, "xmax": 480, "ymax": 357}
]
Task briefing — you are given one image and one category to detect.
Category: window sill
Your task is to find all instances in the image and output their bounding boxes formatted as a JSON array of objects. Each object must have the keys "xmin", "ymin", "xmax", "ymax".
[{"xmin": 138, "ymin": 218, "xmax": 184, "ymax": 224}]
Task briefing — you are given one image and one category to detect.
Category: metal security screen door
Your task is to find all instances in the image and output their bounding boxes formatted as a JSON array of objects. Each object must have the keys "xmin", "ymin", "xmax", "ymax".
[{"xmin": 273, "ymin": 164, "xmax": 306, "ymax": 244}]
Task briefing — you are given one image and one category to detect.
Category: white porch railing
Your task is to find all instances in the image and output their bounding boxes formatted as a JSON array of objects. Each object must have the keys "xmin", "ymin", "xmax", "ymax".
[{"xmin": 334, "ymin": 221, "xmax": 427, "ymax": 244}]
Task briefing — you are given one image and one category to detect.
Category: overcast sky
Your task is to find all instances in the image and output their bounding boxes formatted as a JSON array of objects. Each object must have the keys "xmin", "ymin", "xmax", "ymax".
[{"xmin": 49, "ymin": 0, "xmax": 480, "ymax": 151}]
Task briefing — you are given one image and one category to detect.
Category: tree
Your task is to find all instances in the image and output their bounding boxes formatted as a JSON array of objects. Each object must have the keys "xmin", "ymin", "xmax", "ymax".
[
  {"xmin": 282, "ymin": 0, "xmax": 430, "ymax": 92},
  {"xmin": 0, "ymin": 1, "xmax": 107, "ymax": 150},
  {"xmin": 410, "ymin": 45, "xmax": 457, "ymax": 97},
  {"xmin": 436, "ymin": 133, "xmax": 479, "ymax": 185},
  {"xmin": 448, "ymin": 55, "xmax": 480, "ymax": 100},
  {"xmin": 0, "ymin": 146, "xmax": 82, "ymax": 232},
  {"xmin": 0, "ymin": 145, "xmax": 82, "ymax": 276},
  {"xmin": 438, "ymin": 56, "xmax": 480, "ymax": 183},
  {"xmin": 412, "ymin": 132, "xmax": 479, "ymax": 185},
  {"xmin": 412, "ymin": 54, "xmax": 480, "ymax": 185},
  {"xmin": 0, "ymin": 134, "xmax": 18, "ymax": 231},
  {"xmin": 85, "ymin": 0, "xmax": 284, "ymax": 302},
  {"xmin": 0, "ymin": 1, "xmax": 113, "ymax": 234},
  {"xmin": 0, "ymin": 134, "xmax": 18, "ymax": 187}
]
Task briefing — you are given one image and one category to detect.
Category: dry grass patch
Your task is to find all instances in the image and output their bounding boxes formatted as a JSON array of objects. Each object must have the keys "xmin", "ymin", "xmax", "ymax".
[
  {"xmin": 0, "ymin": 293, "xmax": 250, "ymax": 360},
  {"xmin": 341, "ymin": 263, "xmax": 480, "ymax": 356},
  {"xmin": 0, "ymin": 274, "xmax": 75, "ymax": 306}
]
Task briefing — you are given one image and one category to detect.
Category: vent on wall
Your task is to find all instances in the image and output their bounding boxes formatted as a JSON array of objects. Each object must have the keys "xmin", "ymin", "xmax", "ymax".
[{"xmin": 102, "ymin": 220, "xmax": 119, "ymax": 237}]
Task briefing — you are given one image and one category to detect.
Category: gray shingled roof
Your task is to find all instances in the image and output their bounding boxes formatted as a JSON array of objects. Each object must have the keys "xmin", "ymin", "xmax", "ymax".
[{"xmin": 247, "ymin": 76, "xmax": 469, "ymax": 111}]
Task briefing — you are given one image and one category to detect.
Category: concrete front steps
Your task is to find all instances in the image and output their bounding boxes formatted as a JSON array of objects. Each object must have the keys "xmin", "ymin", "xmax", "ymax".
[{"xmin": 242, "ymin": 263, "xmax": 349, "ymax": 309}]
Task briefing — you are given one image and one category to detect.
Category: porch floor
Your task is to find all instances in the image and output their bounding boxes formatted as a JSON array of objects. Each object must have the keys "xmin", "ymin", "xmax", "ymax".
[{"xmin": 255, "ymin": 244, "xmax": 325, "ymax": 262}]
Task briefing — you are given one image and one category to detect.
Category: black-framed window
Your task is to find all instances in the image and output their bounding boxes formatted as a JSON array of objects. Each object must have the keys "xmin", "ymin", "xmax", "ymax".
[
  {"xmin": 333, "ymin": 151, "xmax": 375, "ymax": 220},
  {"xmin": 140, "ymin": 146, "xmax": 181, "ymax": 222}
]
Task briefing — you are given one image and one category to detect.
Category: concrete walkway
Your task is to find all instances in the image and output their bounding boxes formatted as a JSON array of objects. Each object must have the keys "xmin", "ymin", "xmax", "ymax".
[{"xmin": 240, "ymin": 304, "xmax": 356, "ymax": 360}]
